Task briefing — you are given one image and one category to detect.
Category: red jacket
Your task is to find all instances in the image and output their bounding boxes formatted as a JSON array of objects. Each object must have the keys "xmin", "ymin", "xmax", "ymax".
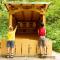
[{"xmin": 38, "ymin": 27, "xmax": 46, "ymax": 36}]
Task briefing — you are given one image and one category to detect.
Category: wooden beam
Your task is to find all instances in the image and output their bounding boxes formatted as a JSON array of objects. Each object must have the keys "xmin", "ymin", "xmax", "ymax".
[
  {"xmin": 9, "ymin": 13, "xmax": 12, "ymax": 26},
  {"xmin": 31, "ymin": 11, "xmax": 34, "ymax": 21},
  {"xmin": 22, "ymin": 11, "xmax": 25, "ymax": 21},
  {"xmin": 45, "ymin": 4, "xmax": 49, "ymax": 12},
  {"xmin": 42, "ymin": 14, "xmax": 46, "ymax": 26},
  {"xmin": 9, "ymin": 8, "xmax": 45, "ymax": 15},
  {"xmin": 5, "ymin": 4, "xmax": 10, "ymax": 12}
]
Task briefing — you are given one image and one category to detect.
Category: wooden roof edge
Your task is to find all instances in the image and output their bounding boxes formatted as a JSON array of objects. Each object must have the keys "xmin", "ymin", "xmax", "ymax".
[
  {"xmin": 4, "ymin": 1, "xmax": 51, "ymax": 5},
  {"xmin": 4, "ymin": 1, "xmax": 51, "ymax": 14},
  {"xmin": 4, "ymin": 4, "xmax": 9, "ymax": 12}
]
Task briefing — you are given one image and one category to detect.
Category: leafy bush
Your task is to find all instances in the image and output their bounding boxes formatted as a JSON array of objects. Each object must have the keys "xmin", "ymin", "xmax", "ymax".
[
  {"xmin": 0, "ymin": 10, "xmax": 8, "ymax": 40},
  {"xmin": 46, "ymin": 0, "xmax": 60, "ymax": 52}
]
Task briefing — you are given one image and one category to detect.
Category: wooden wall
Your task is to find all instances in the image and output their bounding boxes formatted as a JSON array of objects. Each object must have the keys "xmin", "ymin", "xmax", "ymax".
[{"xmin": 0, "ymin": 37, "xmax": 52, "ymax": 56}]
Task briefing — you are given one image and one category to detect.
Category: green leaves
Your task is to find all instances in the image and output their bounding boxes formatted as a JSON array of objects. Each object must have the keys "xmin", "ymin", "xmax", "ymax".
[
  {"xmin": 46, "ymin": 0, "xmax": 60, "ymax": 52},
  {"xmin": 0, "ymin": 10, "xmax": 8, "ymax": 40}
]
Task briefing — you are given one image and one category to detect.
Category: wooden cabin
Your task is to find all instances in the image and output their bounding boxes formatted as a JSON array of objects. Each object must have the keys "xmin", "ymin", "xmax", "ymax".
[{"xmin": 0, "ymin": 2, "xmax": 52, "ymax": 56}]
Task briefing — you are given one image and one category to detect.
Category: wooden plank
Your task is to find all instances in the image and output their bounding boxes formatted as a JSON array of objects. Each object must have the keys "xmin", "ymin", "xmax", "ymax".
[
  {"xmin": 1, "ymin": 40, "xmax": 7, "ymax": 56},
  {"xmin": 42, "ymin": 14, "xmax": 46, "ymax": 26},
  {"xmin": 15, "ymin": 38, "xmax": 22, "ymax": 56},
  {"xmin": 29, "ymin": 40, "xmax": 38, "ymax": 56},
  {"xmin": 9, "ymin": 14, "xmax": 12, "ymax": 26},
  {"xmin": 46, "ymin": 40, "xmax": 52, "ymax": 56},
  {"xmin": 15, "ymin": 34, "xmax": 38, "ymax": 56},
  {"xmin": 22, "ymin": 40, "xmax": 29, "ymax": 56},
  {"xmin": 0, "ymin": 41, "xmax": 1, "ymax": 56}
]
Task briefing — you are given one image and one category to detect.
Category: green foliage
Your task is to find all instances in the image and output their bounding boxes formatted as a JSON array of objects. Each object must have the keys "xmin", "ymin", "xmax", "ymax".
[
  {"xmin": 53, "ymin": 42, "xmax": 60, "ymax": 52},
  {"xmin": 0, "ymin": 8, "xmax": 8, "ymax": 40},
  {"xmin": 46, "ymin": 0, "xmax": 60, "ymax": 52}
]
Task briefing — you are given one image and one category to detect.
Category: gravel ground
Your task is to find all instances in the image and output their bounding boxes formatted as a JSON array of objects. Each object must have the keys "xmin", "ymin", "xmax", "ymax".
[
  {"xmin": 0, "ymin": 51, "xmax": 60, "ymax": 60},
  {"xmin": 52, "ymin": 51, "xmax": 60, "ymax": 60},
  {"xmin": 0, "ymin": 57, "xmax": 55, "ymax": 60}
]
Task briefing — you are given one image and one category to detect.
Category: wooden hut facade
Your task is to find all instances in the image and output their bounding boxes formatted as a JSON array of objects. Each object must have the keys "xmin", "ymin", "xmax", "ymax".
[{"xmin": 0, "ymin": 2, "xmax": 52, "ymax": 56}]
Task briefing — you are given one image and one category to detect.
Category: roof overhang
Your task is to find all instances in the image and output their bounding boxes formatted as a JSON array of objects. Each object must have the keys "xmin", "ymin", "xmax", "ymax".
[{"xmin": 5, "ymin": 2, "xmax": 50, "ymax": 14}]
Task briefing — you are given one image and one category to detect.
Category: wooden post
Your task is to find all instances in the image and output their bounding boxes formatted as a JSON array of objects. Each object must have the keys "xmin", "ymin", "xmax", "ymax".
[
  {"xmin": 9, "ymin": 13, "xmax": 12, "ymax": 27},
  {"xmin": 42, "ymin": 14, "xmax": 46, "ymax": 26}
]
